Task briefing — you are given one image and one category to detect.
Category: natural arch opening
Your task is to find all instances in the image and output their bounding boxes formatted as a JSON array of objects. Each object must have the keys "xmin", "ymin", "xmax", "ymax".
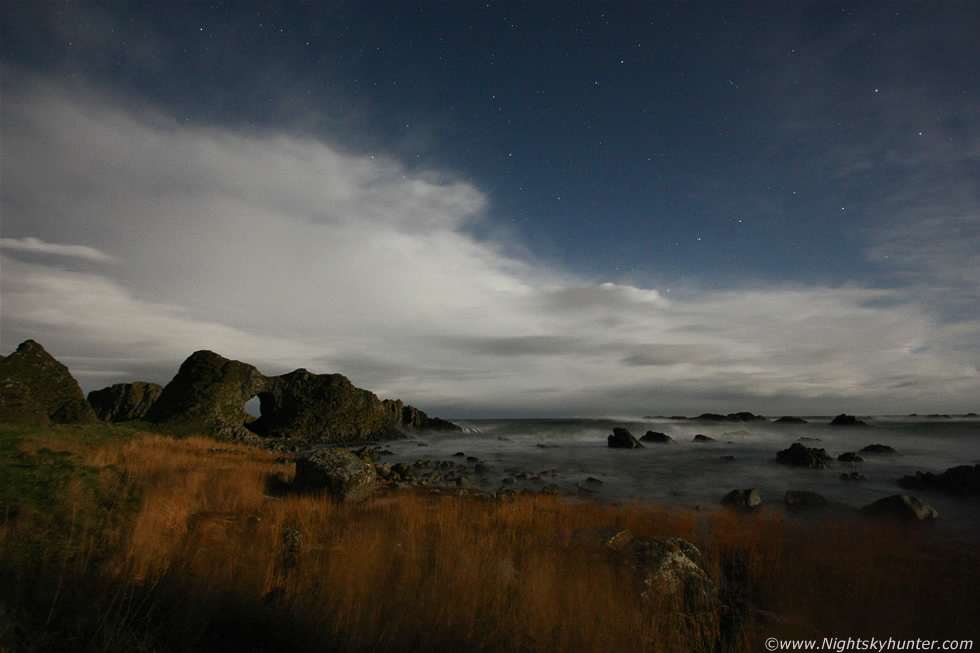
[{"xmin": 244, "ymin": 396, "xmax": 262, "ymax": 418}]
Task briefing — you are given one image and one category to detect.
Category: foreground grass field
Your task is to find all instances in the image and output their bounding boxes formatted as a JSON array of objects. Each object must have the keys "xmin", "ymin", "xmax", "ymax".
[{"xmin": 1, "ymin": 424, "xmax": 977, "ymax": 652}]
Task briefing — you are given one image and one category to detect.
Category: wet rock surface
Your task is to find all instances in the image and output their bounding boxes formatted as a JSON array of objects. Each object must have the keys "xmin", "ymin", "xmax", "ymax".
[
  {"xmin": 898, "ymin": 464, "xmax": 980, "ymax": 496},
  {"xmin": 776, "ymin": 442, "xmax": 833, "ymax": 468}
]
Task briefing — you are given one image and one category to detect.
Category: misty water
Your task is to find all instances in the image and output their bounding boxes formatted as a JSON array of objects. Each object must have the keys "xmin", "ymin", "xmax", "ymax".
[{"xmin": 376, "ymin": 415, "xmax": 980, "ymax": 539}]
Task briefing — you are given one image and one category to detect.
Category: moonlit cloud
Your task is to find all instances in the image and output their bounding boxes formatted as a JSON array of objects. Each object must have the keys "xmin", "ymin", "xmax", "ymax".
[
  {"xmin": 1, "ymin": 75, "xmax": 977, "ymax": 416},
  {"xmin": 0, "ymin": 237, "xmax": 116, "ymax": 262}
]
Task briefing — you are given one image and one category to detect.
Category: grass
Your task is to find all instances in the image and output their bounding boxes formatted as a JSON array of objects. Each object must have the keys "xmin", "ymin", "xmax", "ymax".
[{"xmin": 1, "ymin": 424, "xmax": 977, "ymax": 652}]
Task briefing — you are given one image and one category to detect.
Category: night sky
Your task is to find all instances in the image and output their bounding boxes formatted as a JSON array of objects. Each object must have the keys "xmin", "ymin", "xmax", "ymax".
[{"xmin": 2, "ymin": 2, "xmax": 978, "ymax": 417}]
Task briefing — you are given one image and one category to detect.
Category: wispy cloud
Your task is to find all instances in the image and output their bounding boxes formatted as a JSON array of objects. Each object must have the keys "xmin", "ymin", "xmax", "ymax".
[
  {"xmin": 1, "ymin": 75, "xmax": 976, "ymax": 415},
  {"xmin": 0, "ymin": 237, "xmax": 115, "ymax": 262}
]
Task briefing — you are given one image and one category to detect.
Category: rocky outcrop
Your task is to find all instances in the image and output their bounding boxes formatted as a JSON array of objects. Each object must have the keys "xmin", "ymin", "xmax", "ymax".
[
  {"xmin": 145, "ymin": 350, "xmax": 268, "ymax": 439},
  {"xmin": 87, "ymin": 382, "xmax": 164, "ymax": 422},
  {"xmin": 143, "ymin": 350, "xmax": 457, "ymax": 442},
  {"xmin": 830, "ymin": 414, "xmax": 868, "ymax": 426},
  {"xmin": 639, "ymin": 430, "xmax": 673, "ymax": 443},
  {"xmin": 776, "ymin": 443, "xmax": 833, "ymax": 468},
  {"xmin": 837, "ymin": 452, "xmax": 864, "ymax": 463},
  {"xmin": 860, "ymin": 495, "xmax": 937, "ymax": 522},
  {"xmin": 0, "ymin": 340, "xmax": 97, "ymax": 425},
  {"xmin": 695, "ymin": 412, "xmax": 768, "ymax": 422},
  {"xmin": 293, "ymin": 448, "xmax": 376, "ymax": 502},
  {"xmin": 607, "ymin": 427, "xmax": 643, "ymax": 448},
  {"xmin": 721, "ymin": 488, "xmax": 761, "ymax": 510},
  {"xmin": 898, "ymin": 464, "xmax": 980, "ymax": 496},
  {"xmin": 381, "ymin": 399, "xmax": 461, "ymax": 432}
]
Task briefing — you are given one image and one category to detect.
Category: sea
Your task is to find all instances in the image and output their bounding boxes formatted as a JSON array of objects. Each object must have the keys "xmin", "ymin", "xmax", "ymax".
[{"xmin": 375, "ymin": 415, "xmax": 980, "ymax": 539}]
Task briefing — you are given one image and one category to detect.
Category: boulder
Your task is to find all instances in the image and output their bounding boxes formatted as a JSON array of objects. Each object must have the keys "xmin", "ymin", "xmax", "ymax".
[
  {"xmin": 776, "ymin": 442, "xmax": 833, "ymax": 468},
  {"xmin": 607, "ymin": 427, "xmax": 643, "ymax": 448},
  {"xmin": 897, "ymin": 464, "xmax": 980, "ymax": 496},
  {"xmin": 640, "ymin": 430, "xmax": 674, "ymax": 443},
  {"xmin": 837, "ymin": 452, "xmax": 864, "ymax": 464},
  {"xmin": 562, "ymin": 527, "xmax": 720, "ymax": 650},
  {"xmin": 293, "ymin": 448, "xmax": 377, "ymax": 502},
  {"xmin": 830, "ymin": 414, "xmax": 868, "ymax": 426},
  {"xmin": 784, "ymin": 490, "xmax": 828, "ymax": 509},
  {"xmin": 692, "ymin": 434, "xmax": 716, "ymax": 443},
  {"xmin": 87, "ymin": 382, "xmax": 164, "ymax": 422},
  {"xmin": 860, "ymin": 495, "xmax": 937, "ymax": 522},
  {"xmin": 721, "ymin": 488, "xmax": 762, "ymax": 510},
  {"xmin": 860, "ymin": 444, "xmax": 898, "ymax": 455},
  {"xmin": 0, "ymin": 340, "xmax": 97, "ymax": 425}
]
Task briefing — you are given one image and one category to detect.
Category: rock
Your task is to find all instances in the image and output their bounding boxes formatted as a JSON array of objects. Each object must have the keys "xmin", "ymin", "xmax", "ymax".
[
  {"xmin": 87, "ymin": 382, "xmax": 164, "ymax": 422},
  {"xmin": 0, "ymin": 340, "xmax": 98, "ymax": 425},
  {"xmin": 721, "ymin": 488, "xmax": 762, "ymax": 510},
  {"xmin": 860, "ymin": 444, "xmax": 898, "ymax": 455},
  {"xmin": 293, "ymin": 448, "xmax": 376, "ymax": 502},
  {"xmin": 837, "ymin": 452, "xmax": 864, "ymax": 463},
  {"xmin": 640, "ymin": 430, "xmax": 674, "ymax": 443},
  {"xmin": 775, "ymin": 416, "xmax": 808, "ymax": 424},
  {"xmin": 146, "ymin": 349, "xmax": 457, "ymax": 442},
  {"xmin": 897, "ymin": 464, "xmax": 980, "ymax": 496},
  {"xmin": 830, "ymin": 414, "xmax": 868, "ymax": 426},
  {"xmin": 840, "ymin": 472, "xmax": 867, "ymax": 482},
  {"xmin": 565, "ymin": 528, "xmax": 720, "ymax": 650},
  {"xmin": 607, "ymin": 427, "xmax": 643, "ymax": 448},
  {"xmin": 860, "ymin": 495, "xmax": 937, "ymax": 522},
  {"xmin": 692, "ymin": 434, "xmax": 716, "ymax": 443},
  {"xmin": 784, "ymin": 490, "xmax": 828, "ymax": 508},
  {"xmin": 381, "ymin": 399, "xmax": 462, "ymax": 432},
  {"xmin": 776, "ymin": 442, "xmax": 833, "ymax": 468},
  {"xmin": 695, "ymin": 412, "xmax": 768, "ymax": 422}
]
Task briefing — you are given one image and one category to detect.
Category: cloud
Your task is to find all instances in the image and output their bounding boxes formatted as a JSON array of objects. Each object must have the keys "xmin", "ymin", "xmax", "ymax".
[
  {"xmin": 0, "ymin": 237, "xmax": 116, "ymax": 262},
  {"xmin": 1, "ymin": 75, "xmax": 977, "ymax": 416}
]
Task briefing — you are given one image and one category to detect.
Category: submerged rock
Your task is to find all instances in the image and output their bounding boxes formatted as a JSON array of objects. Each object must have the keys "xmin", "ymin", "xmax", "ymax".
[
  {"xmin": 607, "ymin": 427, "xmax": 643, "ymax": 449},
  {"xmin": 776, "ymin": 442, "xmax": 833, "ymax": 468},
  {"xmin": 0, "ymin": 340, "xmax": 97, "ymax": 425},
  {"xmin": 774, "ymin": 416, "xmax": 808, "ymax": 424},
  {"xmin": 293, "ymin": 448, "xmax": 376, "ymax": 502},
  {"xmin": 784, "ymin": 490, "xmax": 828, "ymax": 509},
  {"xmin": 721, "ymin": 488, "xmax": 762, "ymax": 510},
  {"xmin": 860, "ymin": 494, "xmax": 937, "ymax": 522},
  {"xmin": 830, "ymin": 414, "xmax": 868, "ymax": 426},
  {"xmin": 640, "ymin": 430, "xmax": 674, "ymax": 443},
  {"xmin": 860, "ymin": 444, "xmax": 898, "ymax": 455},
  {"xmin": 898, "ymin": 464, "xmax": 980, "ymax": 496}
]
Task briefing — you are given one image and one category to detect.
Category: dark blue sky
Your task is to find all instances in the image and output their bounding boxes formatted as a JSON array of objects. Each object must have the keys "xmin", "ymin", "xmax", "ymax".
[{"xmin": 2, "ymin": 2, "xmax": 978, "ymax": 415}]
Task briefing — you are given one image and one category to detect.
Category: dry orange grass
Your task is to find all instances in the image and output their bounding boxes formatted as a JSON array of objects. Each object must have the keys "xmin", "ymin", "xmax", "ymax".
[{"xmin": 3, "ymin": 430, "xmax": 978, "ymax": 652}]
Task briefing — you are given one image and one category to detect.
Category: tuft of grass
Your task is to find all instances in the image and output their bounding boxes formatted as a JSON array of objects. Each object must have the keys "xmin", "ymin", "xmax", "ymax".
[{"xmin": 1, "ymin": 424, "xmax": 977, "ymax": 652}]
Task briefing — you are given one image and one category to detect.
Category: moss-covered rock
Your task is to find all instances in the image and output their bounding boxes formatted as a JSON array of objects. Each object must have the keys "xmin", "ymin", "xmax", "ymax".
[{"xmin": 0, "ymin": 340, "xmax": 97, "ymax": 425}]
